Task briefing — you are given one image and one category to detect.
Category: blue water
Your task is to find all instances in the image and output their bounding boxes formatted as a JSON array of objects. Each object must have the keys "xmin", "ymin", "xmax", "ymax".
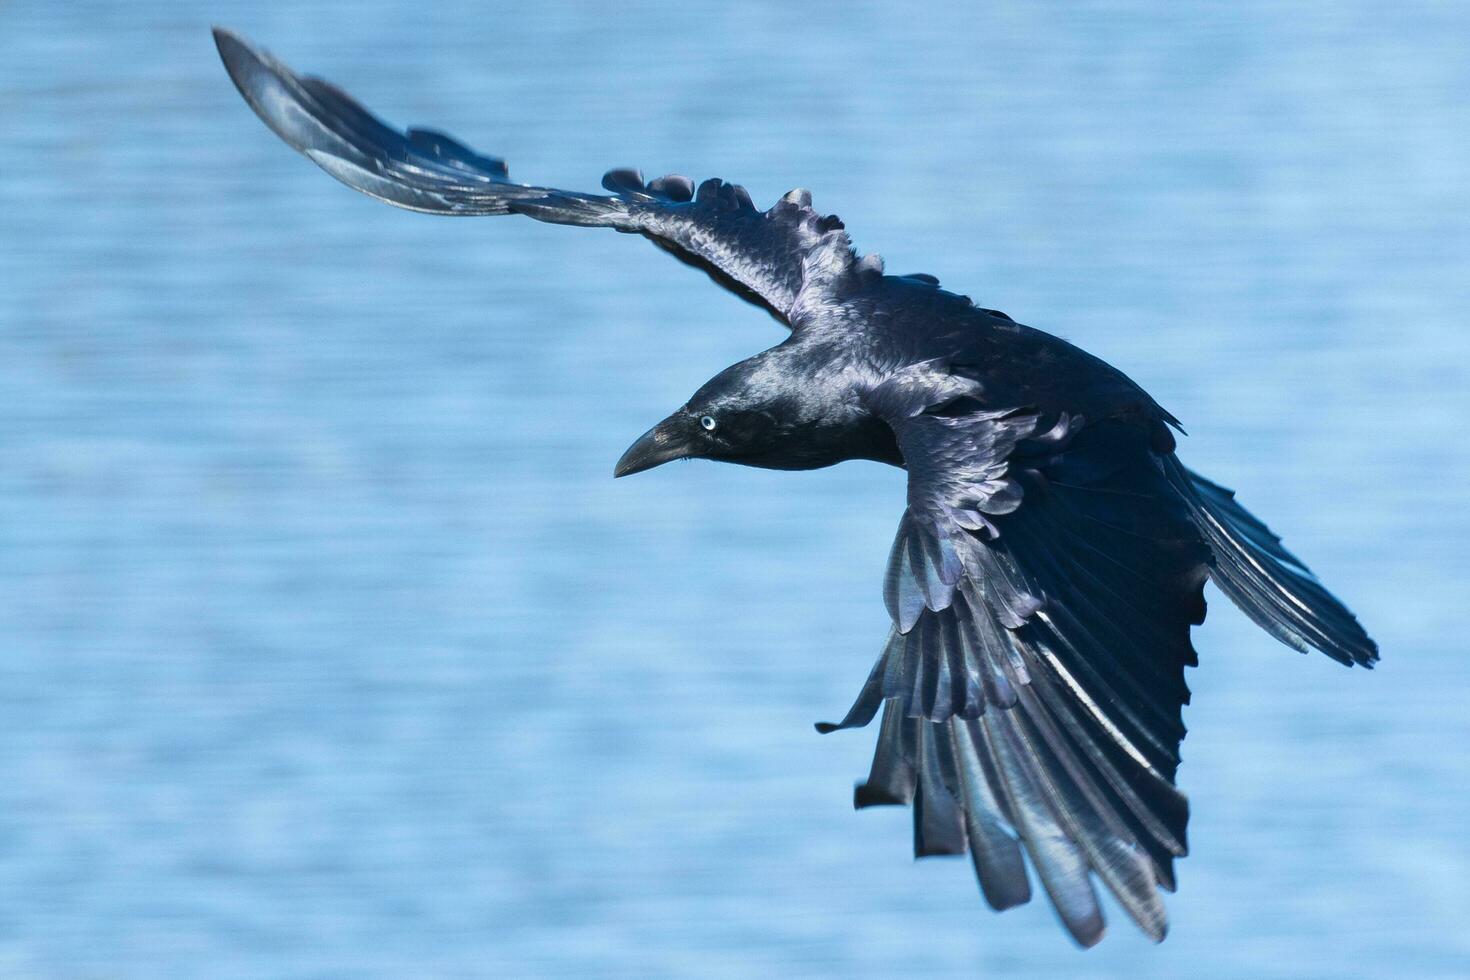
[{"xmin": 3, "ymin": 2, "xmax": 1468, "ymax": 976}]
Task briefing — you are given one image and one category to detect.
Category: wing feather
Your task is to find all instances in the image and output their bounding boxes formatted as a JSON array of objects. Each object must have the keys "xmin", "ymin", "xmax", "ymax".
[
  {"xmin": 821, "ymin": 371, "xmax": 1203, "ymax": 944},
  {"xmin": 826, "ymin": 360, "xmax": 1375, "ymax": 944},
  {"xmin": 213, "ymin": 28, "xmax": 874, "ymax": 325}
]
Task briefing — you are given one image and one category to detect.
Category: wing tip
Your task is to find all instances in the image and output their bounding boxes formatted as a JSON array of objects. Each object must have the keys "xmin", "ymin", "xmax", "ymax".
[
  {"xmin": 210, "ymin": 25, "xmax": 319, "ymax": 159},
  {"xmin": 1065, "ymin": 912, "xmax": 1108, "ymax": 949},
  {"xmin": 212, "ymin": 26, "xmax": 270, "ymax": 98},
  {"xmin": 854, "ymin": 781, "xmax": 909, "ymax": 809},
  {"xmin": 211, "ymin": 24, "xmax": 243, "ymax": 54}
]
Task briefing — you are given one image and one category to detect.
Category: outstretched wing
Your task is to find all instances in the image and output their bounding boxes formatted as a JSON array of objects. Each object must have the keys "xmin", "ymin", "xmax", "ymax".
[
  {"xmin": 213, "ymin": 28, "xmax": 863, "ymax": 325},
  {"xmin": 821, "ymin": 361, "xmax": 1209, "ymax": 946}
]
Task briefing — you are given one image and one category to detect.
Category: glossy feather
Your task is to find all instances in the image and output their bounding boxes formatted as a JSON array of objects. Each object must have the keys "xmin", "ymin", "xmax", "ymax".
[{"xmin": 216, "ymin": 29, "xmax": 1380, "ymax": 948}]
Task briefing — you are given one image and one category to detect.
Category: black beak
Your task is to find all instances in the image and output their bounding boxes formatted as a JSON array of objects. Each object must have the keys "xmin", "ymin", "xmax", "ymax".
[{"xmin": 614, "ymin": 415, "xmax": 693, "ymax": 478}]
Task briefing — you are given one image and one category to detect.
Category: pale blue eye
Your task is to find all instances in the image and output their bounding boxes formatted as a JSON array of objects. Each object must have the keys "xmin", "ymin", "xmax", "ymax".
[{"xmin": 700, "ymin": 415, "xmax": 718, "ymax": 431}]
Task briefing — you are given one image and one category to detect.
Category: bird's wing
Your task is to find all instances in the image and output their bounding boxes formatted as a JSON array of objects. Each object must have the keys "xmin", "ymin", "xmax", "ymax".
[
  {"xmin": 213, "ymin": 28, "xmax": 865, "ymax": 326},
  {"xmin": 819, "ymin": 360, "xmax": 1209, "ymax": 946}
]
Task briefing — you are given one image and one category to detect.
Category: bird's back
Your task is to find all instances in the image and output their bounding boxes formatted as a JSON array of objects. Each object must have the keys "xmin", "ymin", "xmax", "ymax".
[{"xmin": 838, "ymin": 275, "xmax": 1181, "ymax": 450}]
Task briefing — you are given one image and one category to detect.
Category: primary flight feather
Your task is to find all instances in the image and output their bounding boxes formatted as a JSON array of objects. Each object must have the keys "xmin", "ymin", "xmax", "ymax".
[{"xmin": 214, "ymin": 27, "xmax": 1377, "ymax": 947}]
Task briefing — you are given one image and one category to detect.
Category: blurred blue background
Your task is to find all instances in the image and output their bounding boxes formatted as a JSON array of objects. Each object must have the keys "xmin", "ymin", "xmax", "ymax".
[{"xmin": 3, "ymin": 1, "xmax": 1468, "ymax": 976}]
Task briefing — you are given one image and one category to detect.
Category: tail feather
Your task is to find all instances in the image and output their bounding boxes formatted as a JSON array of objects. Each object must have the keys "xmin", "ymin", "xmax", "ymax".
[{"xmin": 1165, "ymin": 458, "xmax": 1378, "ymax": 667}]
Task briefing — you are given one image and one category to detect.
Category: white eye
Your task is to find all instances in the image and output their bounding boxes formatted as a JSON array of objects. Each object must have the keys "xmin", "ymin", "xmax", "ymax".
[{"xmin": 700, "ymin": 415, "xmax": 718, "ymax": 431}]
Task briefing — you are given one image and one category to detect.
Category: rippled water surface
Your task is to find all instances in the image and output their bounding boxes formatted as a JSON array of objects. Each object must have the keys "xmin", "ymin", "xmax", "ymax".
[{"xmin": 3, "ymin": 2, "xmax": 1469, "ymax": 976}]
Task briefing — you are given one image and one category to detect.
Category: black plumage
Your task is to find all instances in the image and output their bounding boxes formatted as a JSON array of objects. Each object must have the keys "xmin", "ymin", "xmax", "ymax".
[{"xmin": 214, "ymin": 28, "xmax": 1378, "ymax": 947}]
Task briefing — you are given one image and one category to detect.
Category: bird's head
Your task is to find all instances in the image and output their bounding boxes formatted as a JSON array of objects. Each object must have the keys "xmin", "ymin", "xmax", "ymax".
[{"xmin": 614, "ymin": 355, "xmax": 814, "ymax": 477}]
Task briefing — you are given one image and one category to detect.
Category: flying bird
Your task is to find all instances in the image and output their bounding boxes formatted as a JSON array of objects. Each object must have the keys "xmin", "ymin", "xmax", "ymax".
[{"xmin": 213, "ymin": 28, "xmax": 1378, "ymax": 947}]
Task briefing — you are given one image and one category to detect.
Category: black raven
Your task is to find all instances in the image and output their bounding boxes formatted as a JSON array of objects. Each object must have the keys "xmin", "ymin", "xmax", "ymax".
[{"xmin": 214, "ymin": 28, "xmax": 1378, "ymax": 947}]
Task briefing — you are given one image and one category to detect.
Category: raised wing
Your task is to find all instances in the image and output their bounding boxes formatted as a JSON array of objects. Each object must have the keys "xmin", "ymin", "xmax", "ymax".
[
  {"xmin": 821, "ymin": 361, "xmax": 1209, "ymax": 945},
  {"xmin": 213, "ymin": 28, "xmax": 864, "ymax": 325}
]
